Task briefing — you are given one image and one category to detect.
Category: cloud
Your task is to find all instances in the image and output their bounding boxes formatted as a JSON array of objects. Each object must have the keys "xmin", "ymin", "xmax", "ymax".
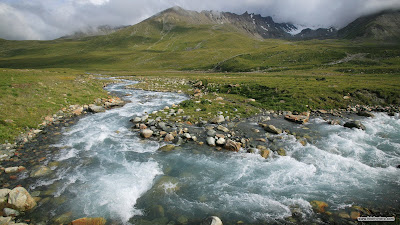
[{"xmin": 0, "ymin": 0, "xmax": 399, "ymax": 40}]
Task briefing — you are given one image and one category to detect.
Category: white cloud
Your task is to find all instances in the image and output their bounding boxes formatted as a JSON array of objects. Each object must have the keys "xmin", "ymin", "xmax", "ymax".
[{"xmin": 0, "ymin": 0, "xmax": 399, "ymax": 40}]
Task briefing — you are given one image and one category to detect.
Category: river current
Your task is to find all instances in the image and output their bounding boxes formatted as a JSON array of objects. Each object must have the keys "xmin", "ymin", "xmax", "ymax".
[{"xmin": 27, "ymin": 79, "xmax": 400, "ymax": 224}]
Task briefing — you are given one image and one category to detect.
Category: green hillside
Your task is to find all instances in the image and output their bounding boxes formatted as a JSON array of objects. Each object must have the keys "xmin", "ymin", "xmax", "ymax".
[{"xmin": 1, "ymin": 7, "xmax": 400, "ymax": 143}]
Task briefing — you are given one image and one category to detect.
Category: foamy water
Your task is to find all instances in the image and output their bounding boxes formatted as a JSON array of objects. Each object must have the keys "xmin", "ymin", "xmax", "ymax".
[{"xmin": 29, "ymin": 79, "xmax": 400, "ymax": 224}]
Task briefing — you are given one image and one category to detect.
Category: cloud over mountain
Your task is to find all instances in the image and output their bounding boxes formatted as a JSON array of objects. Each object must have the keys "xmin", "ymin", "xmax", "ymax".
[{"xmin": 1, "ymin": 0, "xmax": 399, "ymax": 40}]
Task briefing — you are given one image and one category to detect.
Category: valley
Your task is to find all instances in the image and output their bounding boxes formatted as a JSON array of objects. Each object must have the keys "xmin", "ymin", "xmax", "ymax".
[{"xmin": 0, "ymin": 5, "xmax": 399, "ymax": 225}]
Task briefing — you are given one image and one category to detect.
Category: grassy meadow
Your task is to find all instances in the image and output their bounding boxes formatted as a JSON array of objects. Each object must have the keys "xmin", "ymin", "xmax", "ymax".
[
  {"xmin": 0, "ymin": 69, "xmax": 109, "ymax": 143},
  {"xmin": 0, "ymin": 20, "xmax": 400, "ymax": 143}
]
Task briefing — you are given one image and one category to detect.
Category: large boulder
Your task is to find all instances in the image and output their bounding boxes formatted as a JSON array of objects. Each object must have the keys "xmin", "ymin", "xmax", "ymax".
[
  {"xmin": 261, "ymin": 124, "xmax": 282, "ymax": 135},
  {"xmin": 284, "ymin": 112, "xmax": 310, "ymax": 124},
  {"xmin": 140, "ymin": 129, "xmax": 154, "ymax": 138},
  {"xmin": 210, "ymin": 115, "xmax": 225, "ymax": 124},
  {"xmin": 7, "ymin": 187, "xmax": 37, "ymax": 211},
  {"xmin": 70, "ymin": 217, "xmax": 107, "ymax": 225},
  {"xmin": 344, "ymin": 121, "xmax": 366, "ymax": 130},
  {"xmin": 200, "ymin": 216, "xmax": 223, "ymax": 225},
  {"xmin": 224, "ymin": 140, "xmax": 241, "ymax": 152}
]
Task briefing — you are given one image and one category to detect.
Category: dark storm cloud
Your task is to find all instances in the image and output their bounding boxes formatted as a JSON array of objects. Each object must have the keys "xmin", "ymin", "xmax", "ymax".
[{"xmin": 0, "ymin": 0, "xmax": 399, "ymax": 40}]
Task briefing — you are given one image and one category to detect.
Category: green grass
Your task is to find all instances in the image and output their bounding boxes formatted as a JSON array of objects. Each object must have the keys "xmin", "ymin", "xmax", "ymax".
[
  {"xmin": 0, "ymin": 19, "xmax": 399, "ymax": 143},
  {"xmin": 0, "ymin": 68, "xmax": 109, "ymax": 143}
]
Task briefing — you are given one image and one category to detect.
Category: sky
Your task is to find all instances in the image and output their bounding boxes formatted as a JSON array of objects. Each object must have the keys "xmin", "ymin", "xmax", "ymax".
[{"xmin": 0, "ymin": 0, "xmax": 399, "ymax": 40}]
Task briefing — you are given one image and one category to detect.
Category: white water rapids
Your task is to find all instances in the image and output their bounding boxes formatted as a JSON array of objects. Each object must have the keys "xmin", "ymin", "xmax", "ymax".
[{"xmin": 28, "ymin": 79, "xmax": 400, "ymax": 224}]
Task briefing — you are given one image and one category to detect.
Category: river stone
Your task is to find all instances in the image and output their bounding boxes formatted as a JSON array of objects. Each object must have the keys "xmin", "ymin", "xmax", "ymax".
[
  {"xmin": 207, "ymin": 129, "xmax": 217, "ymax": 137},
  {"xmin": 262, "ymin": 124, "xmax": 282, "ymax": 135},
  {"xmin": 54, "ymin": 212, "xmax": 72, "ymax": 224},
  {"xmin": 8, "ymin": 187, "xmax": 37, "ymax": 211},
  {"xmin": 216, "ymin": 138, "xmax": 226, "ymax": 145},
  {"xmin": 344, "ymin": 121, "xmax": 366, "ymax": 130},
  {"xmin": 173, "ymin": 137, "xmax": 184, "ymax": 145},
  {"xmin": 164, "ymin": 133, "xmax": 174, "ymax": 142},
  {"xmin": 224, "ymin": 139, "xmax": 241, "ymax": 152},
  {"xmin": 30, "ymin": 165, "xmax": 52, "ymax": 178},
  {"xmin": 200, "ymin": 216, "xmax": 223, "ymax": 225},
  {"xmin": 141, "ymin": 114, "xmax": 149, "ymax": 121},
  {"xmin": 338, "ymin": 212, "xmax": 350, "ymax": 219},
  {"xmin": 3, "ymin": 208, "xmax": 20, "ymax": 217},
  {"xmin": 158, "ymin": 145, "xmax": 176, "ymax": 152},
  {"xmin": 357, "ymin": 111, "xmax": 375, "ymax": 118},
  {"xmin": 70, "ymin": 217, "xmax": 106, "ymax": 225},
  {"xmin": 132, "ymin": 117, "xmax": 141, "ymax": 123},
  {"xmin": 210, "ymin": 115, "xmax": 225, "ymax": 124},
  {"xmin": 154, "ymin": 176, "xmax": 180, "ymax": 194},
  {"xmin": 148, "ymin": 205, "xmax": 165, "ymax": 218},
  {"xmin": 88, "ymin": 105, "xmax": 105, "ymax": 113},
  {"xmin": 217, "ymin": 125, "xmax": 229, "ymax": 133},
  {"xmin": 277, "ymin": 148, "xmax": 287, "ymax": 156},
  {"xmin": 350, "ymin": 211, "xmax": 361, "ymax": 220},
  {"xmin": 5, "ymin": 166, "xmax": 25, "ymax": 174},
  {"xmin": 284, "ymin": 112, "xmax": 310, "ymax": 124},
  {"xmin": 310, "ymin": 200, "xmax": 328, "ymax": 213},
  {"xmin": 158, "ymin": 122, "xmax": 167, "ymax": 131},
  {"xmin": 0, "ymin": 217, "xmax": 12, "ymax": 225},
  {"xmin": 183, "ymin": 133, "xmax": 191, "ymax": 139},
  {"xmin": 260, "ymin": 149, "xmax": 270, "ymax": 159},
  {"xmin": 206, "ymin": 137, "xmax": 216, "ymax": 147},
  {"xmin": 140, "ymin": 129, "xmax": 153, "ymax": 138},
  {"xmin": 0, "ymin": 188, "xmax": 11, "ymax": 203}
]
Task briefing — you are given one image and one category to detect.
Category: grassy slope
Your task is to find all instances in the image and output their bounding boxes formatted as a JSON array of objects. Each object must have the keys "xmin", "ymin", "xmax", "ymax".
[
  {"xmin": 0, "ymin": 68, "xmax": 109, "ymax": 143},
  {"xmin": 0, "ymin": 19, "xmax": 400, "ymax": 142}
]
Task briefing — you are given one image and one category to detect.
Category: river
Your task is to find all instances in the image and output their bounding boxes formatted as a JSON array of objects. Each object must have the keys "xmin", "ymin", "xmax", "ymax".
[{"xmin": 24, "ymin": 79, "xmax": 400, "ymax": 224}]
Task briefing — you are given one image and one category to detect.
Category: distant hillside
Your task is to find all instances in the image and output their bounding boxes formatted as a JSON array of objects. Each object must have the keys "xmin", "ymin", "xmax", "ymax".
[
  {"xmin": 59, "ymin": 25, "xmax": 128, "ymax": 39},
  {"xmin": 338, "ymin": 10, "xmax": 400, "ymax": 40}
]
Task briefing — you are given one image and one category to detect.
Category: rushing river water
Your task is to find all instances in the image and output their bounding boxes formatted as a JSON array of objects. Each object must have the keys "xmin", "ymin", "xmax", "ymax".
[{"xmin": 26, "ymin": 79, "xmax": 400, "ymax": 224}]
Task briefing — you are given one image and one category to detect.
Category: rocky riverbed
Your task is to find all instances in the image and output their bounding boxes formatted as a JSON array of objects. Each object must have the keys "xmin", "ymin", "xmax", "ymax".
[{"xmin": 0, "ymin": 77, "xmax": 399, "ymax": 224}]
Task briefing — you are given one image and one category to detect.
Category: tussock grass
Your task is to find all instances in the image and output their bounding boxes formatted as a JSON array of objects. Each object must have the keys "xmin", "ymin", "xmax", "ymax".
[{"xmin": 0, "ymin": 69, "xmax": 109, "ymax": 143}]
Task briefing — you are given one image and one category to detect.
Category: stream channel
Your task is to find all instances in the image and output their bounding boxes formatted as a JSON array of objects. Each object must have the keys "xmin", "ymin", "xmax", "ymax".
[{"xmin": 22, "ymin": 78, "xmax": 400, "ymax": 224}]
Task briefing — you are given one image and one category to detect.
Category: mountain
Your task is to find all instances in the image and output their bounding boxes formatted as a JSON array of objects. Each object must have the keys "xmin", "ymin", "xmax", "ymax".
[
  {"xmin": 338, "ymin": 10, "xmax": 400, "ymax": 40},
  {"xmin": 61, "ymin": 6, "xmax": 335, "ymax": 41},
  {"xmin": 144, "ymin": 6, "xmax": 335, "ymax": 40}
]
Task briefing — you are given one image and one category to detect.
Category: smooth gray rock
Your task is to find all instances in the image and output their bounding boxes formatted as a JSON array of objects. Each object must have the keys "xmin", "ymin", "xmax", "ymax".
[
  {"xmin": 263, "ymin": 124, "xmax": 282, "ymax": 134},
  {"xmin": 140, "ymin": 129, "xmax": 154, "ymax": 138},
  {"xmin": 88, "ymin": 105, "xmax": 105, "ymax": 113},
  {"xmin": 206, "ymin": 129, "xmax": 217, "ymax": 137},
  {"xmin": 3, "ymin": 208, "xmax": 20, "ymax": 217},
  {"xmin": 206, "ymin": 137, "xmax": 216, "ymax": 147},
  {"xmin": 210, "ymin": 115, "xmax": 225, "ymax": 124}
]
